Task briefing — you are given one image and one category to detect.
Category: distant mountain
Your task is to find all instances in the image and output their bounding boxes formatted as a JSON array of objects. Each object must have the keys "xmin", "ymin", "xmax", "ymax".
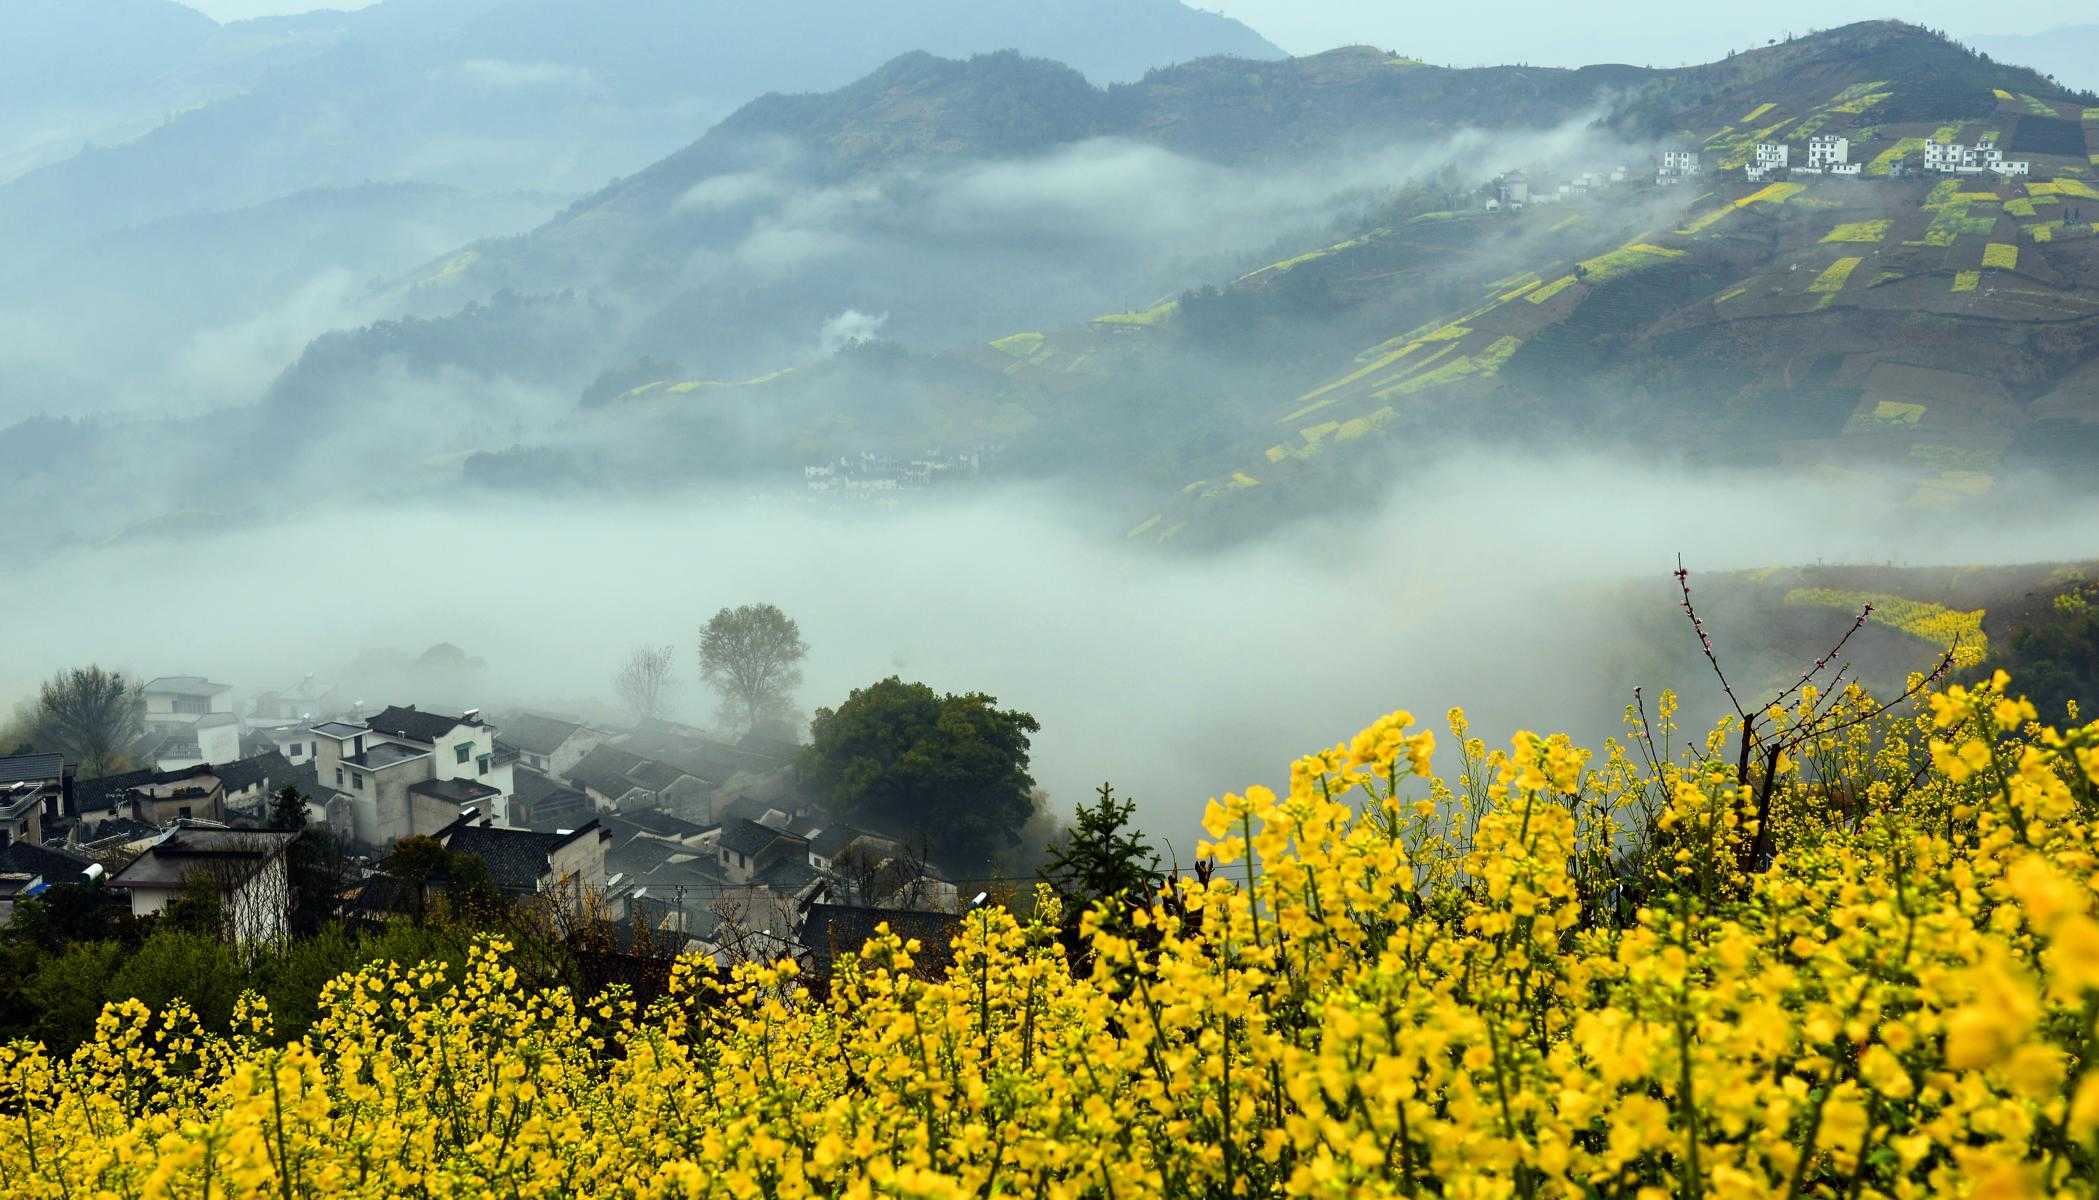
[
  {"xmin": 14, "ymin": 19, "xmax": 2099, "ymax": 556},
  {"xmin": 0, "ymin": 0, "xmax": 1282, "ymax": 251},
  {"xmin": 0, "ymin": 0, "xmax": 215, "ymax": 106},
  {"xmin": 1967, "ymin": 25, "xmax": 2099, "ymax": 95},
  {"xmin": 0, "ymin": 0, "xmax": 220, "ymax": 181},
  {"xmin": 379, "ymin": 44, "xmax": 1651, "ymax": 382},
  {"xmin": 374, "ymin": 21, "xmax": 2099, "ymax": 544},
  {"xmin": 0, "ymin": 182, "xmax": 563, "ymax": 417}
]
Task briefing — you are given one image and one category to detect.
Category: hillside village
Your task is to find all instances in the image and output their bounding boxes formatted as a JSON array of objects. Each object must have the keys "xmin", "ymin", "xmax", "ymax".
[{"xmin": 0, "ymin": 673, "xmax": 967, "ymax": 981}]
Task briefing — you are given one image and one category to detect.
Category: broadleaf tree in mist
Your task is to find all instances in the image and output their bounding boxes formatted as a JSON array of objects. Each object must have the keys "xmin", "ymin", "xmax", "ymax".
[
  {"xmin": 613, "ymin": 644, "xmax": 677, "ymax": 723},
  {"xmin": 31, "ymin": 666, "xmax": 143, "ymax": 777},
  {"xmin": 698, "ymin": 605, "xmax": 807, "ymax": 734},
  {"xmin": 802, "ymin": 676, "xmax": 1039, "ymax": 872}
]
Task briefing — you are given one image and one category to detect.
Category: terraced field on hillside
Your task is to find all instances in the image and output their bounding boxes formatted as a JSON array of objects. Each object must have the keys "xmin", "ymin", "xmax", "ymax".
[{"xmin": 1105, "ymin": 82, "xmax": 2099, "ymax": 542}]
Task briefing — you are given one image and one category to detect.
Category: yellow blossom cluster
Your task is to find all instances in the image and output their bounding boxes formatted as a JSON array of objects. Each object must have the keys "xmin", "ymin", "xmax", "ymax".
[{"xmin": 6, "ymin": 678, "xmax": 2099, "ymax": 1197}]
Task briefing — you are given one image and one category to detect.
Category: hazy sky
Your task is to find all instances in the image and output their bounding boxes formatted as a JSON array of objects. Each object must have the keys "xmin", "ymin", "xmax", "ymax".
[{"xmin": 177, "ymin": 1, "xmax": 2090, "ymax": 66}]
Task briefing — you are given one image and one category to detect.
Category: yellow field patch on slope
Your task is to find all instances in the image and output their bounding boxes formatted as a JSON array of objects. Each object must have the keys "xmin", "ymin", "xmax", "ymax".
[
  {"xmin": 1822, "ymin": 220, "xmax": 1890, "ymax": 243},
  {"xmin": 1678, "ymin": 181, "xmax": 1805, "ymax": 235},
  {"xmin": 1952, "ymin": 271, "xmax": 1981, "ymax": 292},
  {"xmin": 1783, "ymin": 588, "xmax": 1988, "ymax": 668},
  {"xmin": 990, "ymin": 332, "xmax": 1046, "ymax": 357},
  {"xmin": 1983, "ymin": 243, "xmax": 2019, "ymax": 270},
  {"xmin": 416, "ymin": 249, "xmax": 481, "ymax": 287},
  {"xmin": 2030, "ymin": 178, "xmax": 2099, "ymax": 200},
  {"xmin": 1526, "ymin": 275, "xmax": 1579, "ymax": 304},
  {"xmin": 1740, "ymin": 102, "xmax": 1776, "ymax": 123},
  {"xmin": 1809, "ymin": 257, "xmax": 1864, "ymax": 295},
  {"xmin": 1577, "ymin": 243, "xmax": 1687, "ymax": 282},
  {"xmin": 1371, "ymin": 336, "xmax": 1522, "ymax": 399},
  {"xmin": 1279, "ymin": 325, "xmax": 1473, "ymax": 423},
  {"xmin": 1092, "ymin": 300, "xmax": 1179, "ymax": 327},
  {"xmin": 1868, "ymin": 138, "xmax": 1927, "ymax": 175},
  {"xmin": 1828, "ymin": 90, "xmax": 1892, "ymax": 115},
  {"xmin": 1234, "ymin": 235, "xmax": 1375, "ymax": 284}
]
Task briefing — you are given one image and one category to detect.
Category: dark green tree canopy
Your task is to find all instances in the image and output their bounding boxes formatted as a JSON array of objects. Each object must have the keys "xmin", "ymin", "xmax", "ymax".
[
  {"xmin": 802, "ymin": 676, "xmax": 1039, "ymax": 872},
  {"xmin": 271, "ymin": 783, "xmax": 309, "ymax": 831}
]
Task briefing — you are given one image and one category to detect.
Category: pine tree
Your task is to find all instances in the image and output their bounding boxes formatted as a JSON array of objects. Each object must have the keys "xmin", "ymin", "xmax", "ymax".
[{"xmin": 1043, "ymin": 784, "xmax": 1161, "ymax": 913}]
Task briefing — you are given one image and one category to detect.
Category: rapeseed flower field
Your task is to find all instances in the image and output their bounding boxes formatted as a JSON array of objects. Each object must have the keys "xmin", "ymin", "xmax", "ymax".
[{"xmin": 5, "ymin": 674, "xmax": 2099, "ymax": 1198}]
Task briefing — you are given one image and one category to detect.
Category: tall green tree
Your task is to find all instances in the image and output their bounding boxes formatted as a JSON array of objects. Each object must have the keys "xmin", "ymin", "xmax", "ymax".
[
  {"xmin": 32, "ymin": 665, "xmax": 143, "ymax": 776},
  {"xmin": 270, "ymin": 783, "xmax": 309, "ymax": 831},
  {"xmin": 1043, "ymin": 784, "xmax": 1161, "ymax": 912},
  {"xmin": 803, "ymin": 676, "xmax": 1039, "ymax": 871},
  {"xmin": 698, "ymin": 604, "xmax": 807, "ymax": 734}
]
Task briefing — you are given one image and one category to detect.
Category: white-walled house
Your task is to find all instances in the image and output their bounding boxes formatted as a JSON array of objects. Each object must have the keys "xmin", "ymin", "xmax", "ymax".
[
  {"xmin": 249, "ymin": 676, "xmax": 339, "ymax": 725},
  {"xmin": 310, "ymin": 705, "xmax": 515, "ymax": 847},
  {"xmin": 260, "ymin": 724, "xmax": 317, "ymax": 766},
  {"xmin": 153, "ymin": 713, "xmax": 242, "ymax": 770},
  {"xmin": 1657, "ymin": 149, "xmax": 1700, "ymax": 184},
  {"xmin": 1924, "ymin": 137, "xmax": 2030, "ymax": 176},
  {"xmin": 1745, "ymin": 142, "xmax": 1790, "ymax": 181},
  {"xmin": 107, "ymin": 826, "xmax": 300, "ymax": 948},
  {"xmin": 144, "ymin": 677, "xmax": 234, "ymax": 726},
  {"xmin": 500, "ymin": 713, "xmax": 606, "ymax": 778},
  {"xmin": 1806, "ymin": 135, "xmax": 1849, "ymax": 170}
]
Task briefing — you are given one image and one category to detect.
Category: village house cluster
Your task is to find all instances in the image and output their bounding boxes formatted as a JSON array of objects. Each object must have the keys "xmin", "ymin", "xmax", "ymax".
[
  {"xmin": 1643, "ymin": 132, "xmax": 2033, "ymax": 186},
  {"xmin": 0, "ymin": 673, "xmax": 963, "ymax": 973},
  {"xmin": 803, "ymin": 449, "xmax": 985, "ymax": 504},
  {"xmin": 1483, "ymin": 164, "xmax": 1634, "ymax": 211}
]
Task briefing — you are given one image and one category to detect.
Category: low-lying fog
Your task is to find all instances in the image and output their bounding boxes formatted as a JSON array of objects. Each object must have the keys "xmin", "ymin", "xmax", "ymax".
[{"xmin": 6, "ymin": 454, "xmax": 2096, "ymax": 851}]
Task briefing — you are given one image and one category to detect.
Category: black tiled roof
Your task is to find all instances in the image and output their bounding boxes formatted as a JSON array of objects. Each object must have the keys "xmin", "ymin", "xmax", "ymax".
[
  {"xmin": 617, "ymin": 808, "xmax": 711, "ymax": 839},
  {"xmin": 0, "ymin": 753, "xmax": 66, "ymax": 785},
  {"xmin": 409, "ymin": 778, "xmax": 500, "ymax": 803},
  {"xmin": 365, "ymin": 705, "xmax": 481, "ymax": 744},
  {"xmin": 809, "ymin": 825, "xmax": 865, "ymax": 858},
  {"xmin": 566, "ymin": 745, "xmax": 650, "ymax": 795},
  {"xmin": 440, "ymin": 820, "xmax": 599, "ymax": 895},
  {"xmin": 800, "ymin": 904, "xmax": 961, "ymax": 980},
  {"xmin": 511, "ymin": 768, "xmax": 595, "ymax": 832},
  {"xmin": 501, "ymin": 713, "xmax": 583, "ymax": 756},
  {"xmin": 0, "ymin": 840, "xmax": 96, "ymax": 882},
  {"xmin": 758, "ymin": 856, "xmax": 825, "ymax": 896},
  {"xmin": 718, "ymin": 817, "xmax": 791, "ymax": 858},
  {"xmin": 74, "ymin": 764, "xmax": 215, "ymax": 813},
  {"xmin": 626, "ymin": 759, "xmax": 693, "ymax": 792},
  {"xmin": 608, "ymin": 836, "xmax": 682, "ymax": 877},
  {"xmin": 343, "ymin": 743, "xmax": 425, "ymax": 769},
  {"xmin": 215, "ymin": 751, "xmax": 292, "ymax": 797},
  {"xmin": 81, "ymin": 816, "xmax": 161, "ymax": 844}
]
